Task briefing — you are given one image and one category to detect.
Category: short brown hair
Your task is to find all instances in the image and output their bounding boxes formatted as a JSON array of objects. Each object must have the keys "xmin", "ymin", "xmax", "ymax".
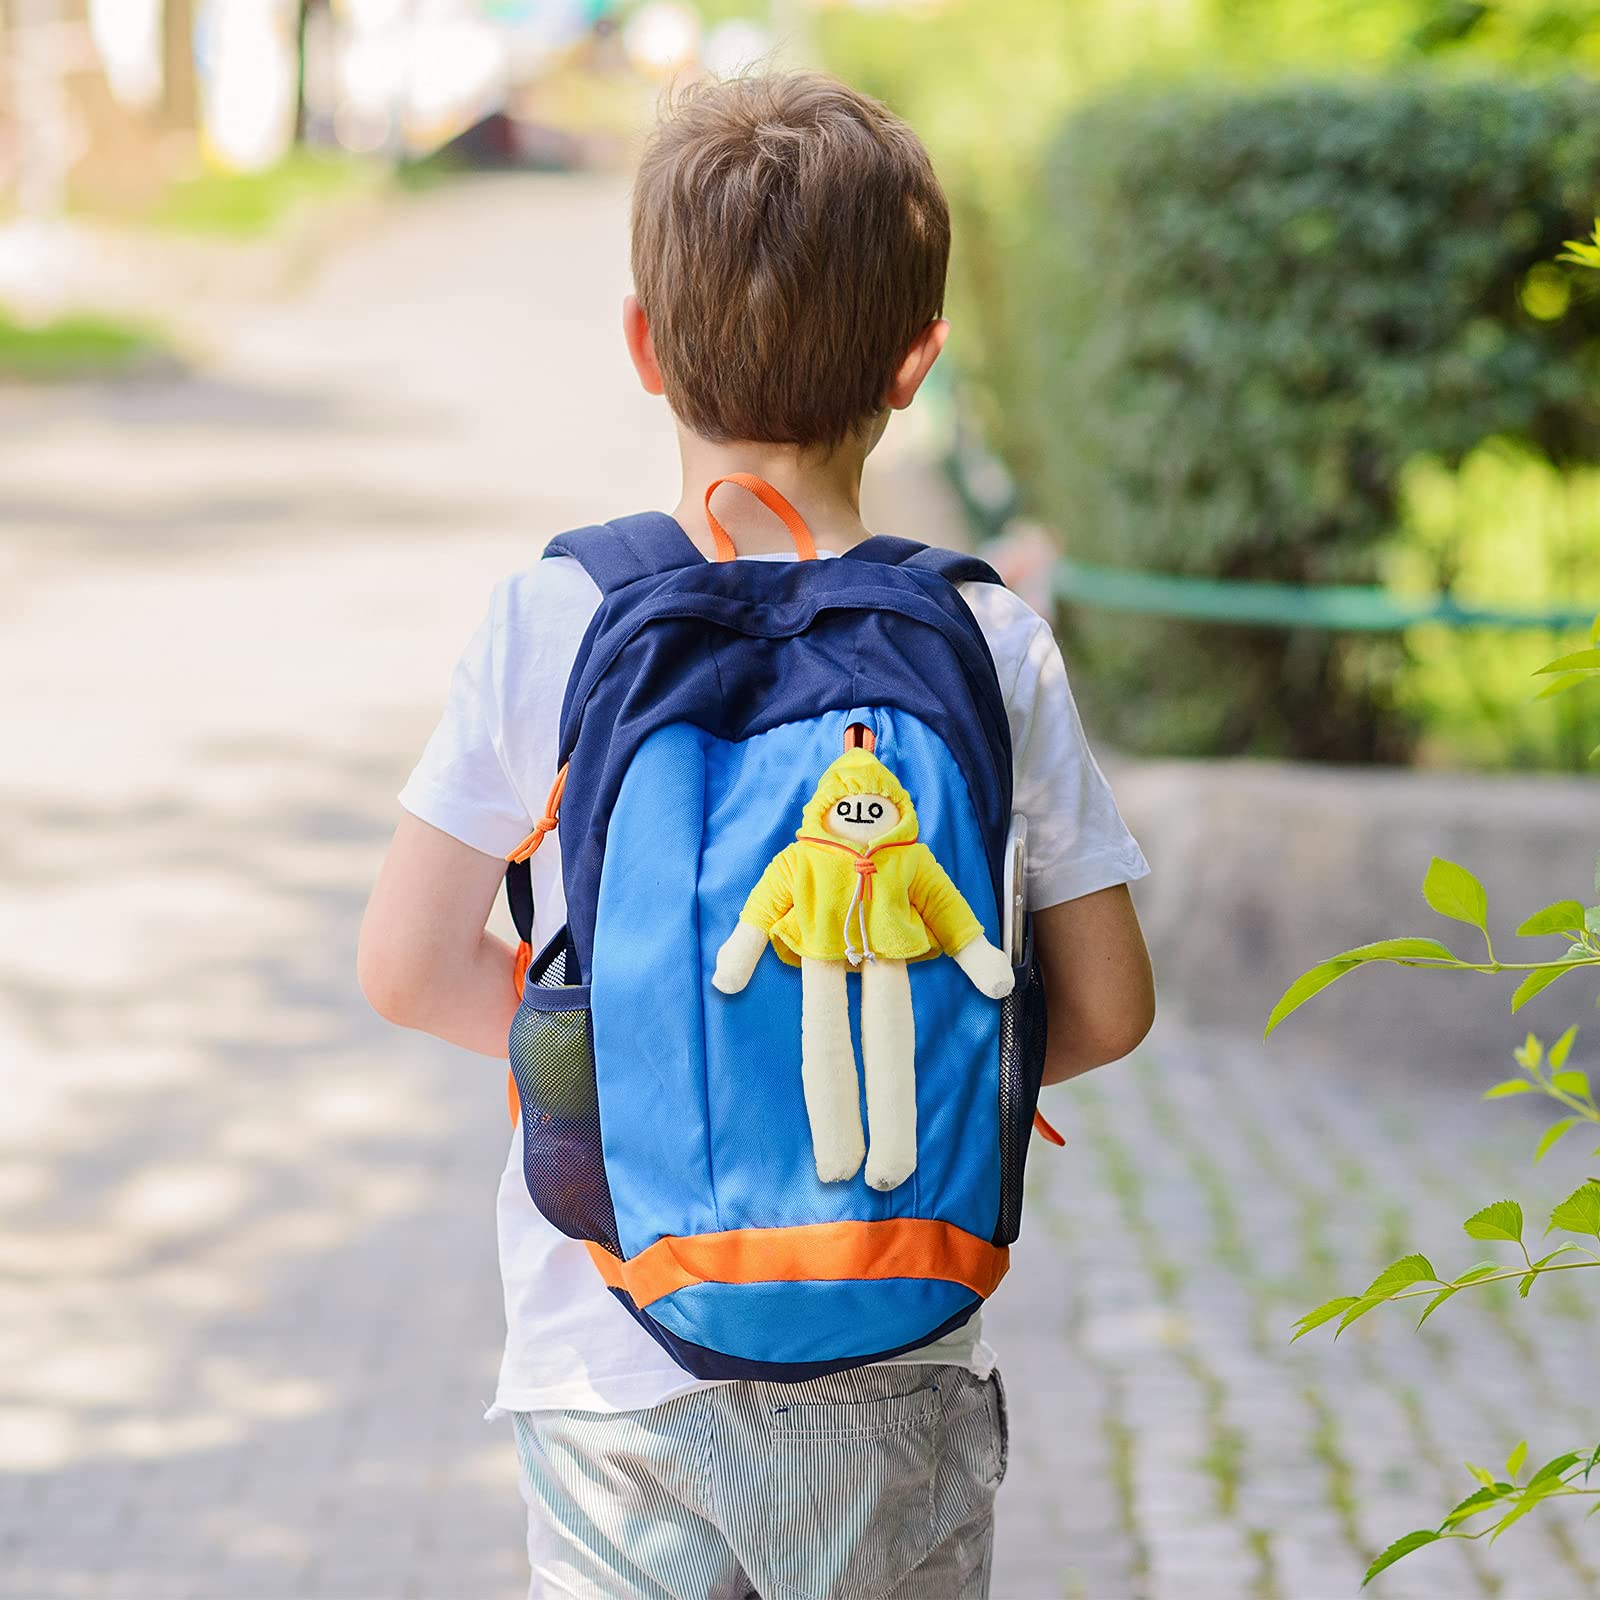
[{"xmin": 631, "ymin": 71, "xmax": 950, "ymax": 450}]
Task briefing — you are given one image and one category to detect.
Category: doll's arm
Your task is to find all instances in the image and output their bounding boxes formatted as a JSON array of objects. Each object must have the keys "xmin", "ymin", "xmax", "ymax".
[
  {"xmin": 713, "ymin": 848, "xmax": 795, "ymax": 994},
  {"xmin": 713, "ymin": 923, "xmax": 768, "ymax": 993},
  {"xmin": 951, "ymin": 935, "xmax": 1015, "ymax": 1000},
  {"xmin": 910, "ymin": 848, "xmax": 1014, "ymax": 999}
]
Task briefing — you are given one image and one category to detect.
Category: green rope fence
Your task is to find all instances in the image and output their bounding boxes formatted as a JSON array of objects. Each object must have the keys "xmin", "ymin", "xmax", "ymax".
[
  {"xmin": 1050, "ymin": 557, "xmax": 1600, "ymax": 634},
  {"xmin": 940, "ymin": 414, "xmax": 1600, "ymax": 636}
]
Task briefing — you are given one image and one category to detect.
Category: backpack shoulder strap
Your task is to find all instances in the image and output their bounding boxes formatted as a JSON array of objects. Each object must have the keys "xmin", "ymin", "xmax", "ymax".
[
  {"xmin": 508, "ymin": 512, "xmax": 702, "ymax": 944},
  {"xmin": 543, "ymin": 510, "xmax": 705, "ymax": 595},
  {"xmin": 843, "ymin": 534, "xmax": 1005, "ymax": 589}
]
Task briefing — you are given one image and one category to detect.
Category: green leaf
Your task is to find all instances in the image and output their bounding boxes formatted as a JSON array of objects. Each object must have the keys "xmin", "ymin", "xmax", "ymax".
[
  {"xmin": 1517, "ymin": 903, "xmax": 1587, "ymax": 939},
  {"xmin": 1416, "ymin": 1285, "xmax": 1459, "ymax": 1327},
  {"xmin": 1335, "ymin": 1294, "xmax": 1389, "ymax": 1335},
  {"xmin": 1444, "ymin": 1486, "xmax": 1508, "ymax": 1526},
  {"xmin": 1362, "ymin": 1530, "xmax": 1440, "ymax": 1585},
  {"xmin": 1534, "ymin": 647, "xmax": 1600, "ymax": 674},
  {"xmin": 1549, "ymin": 1026, "xmax": 1579, "ymax": 1070},
  {"xmin": 1362, "ymin": 1254, "xmax": 1437, "ymax": 1298},
  {"xmin": 1333, "ymin": 937, "xmax": 1459, "ymax": 964},
  {"xmin": 1464, "ymin": 1200, "xmax": 1524, "ymax": 1244},
  {"xmin": 1506, "ymin": 1440, "xmax": 1528, "ymax": 1479},
  {"xmin": 1548, "ymin": 1181, "xmax": 1600, "ymax": 1239},
  {"xmin": 1265, "ymin": 958, "xmax": 1358, "ymax": 1037},
  {"xmin": 1533, "ymin": 671, "xmax": 1593, "ymax": 703},
  {"xmin": 1550, "ymin": 1070, "xmax": 1590, "ymax": 1097},
  {"xmin": 1513, "ymin": 966, "xmax": 1576, "ymax": 1013},
  {"xmin": 1515, "ymin": 1033, "xmax": 1543, "ymax": 1070},
  {"xmin": 1290, "ymin": 1296, "xmax": 1358, "ymax": 1341},
  {"xmin": 1532, "ymin": 1244, "xmax": 1579, "ymax": 1267},
  {"xmin": 1466, "ymin": 1460, "xmax": 1495, "ymax": 1487},
  {"xmin": 1518, "ymin": 1270, "xmax": 1536, "ymax": 1297},
  {"xmin": 1530, "ymin": 1452, "xmax": 1581, "ymax": 1487},
  {"xmin": 1424, "ymin": 857, "xmax": 1488, "ymax": 931},
  {"xmin": 1484, "ymin": 1080, "xmax": 1535, "ymax": 1099},
  {"xmin": 1534, "ymin": 1119, "xmax": 1579, "ymax": 1163},
  {"xmin": 1491, "ymin": 1481, "xmax": 1560, "ymax": 1540},
  {"xmin": 1454, "ymin": 1262, "xmax": 1501, "ymax": 1284}
]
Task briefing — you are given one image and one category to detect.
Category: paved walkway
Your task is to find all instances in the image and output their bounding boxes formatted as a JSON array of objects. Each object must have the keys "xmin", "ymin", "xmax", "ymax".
[{"xmin": 1, "ymin": 173, "xmax": 1596, "ymax": 1599}]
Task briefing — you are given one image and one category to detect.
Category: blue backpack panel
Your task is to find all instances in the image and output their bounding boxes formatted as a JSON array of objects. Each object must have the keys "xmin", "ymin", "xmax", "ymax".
[{"xmin": 504, "ymin": 504, "xmax": 1049, "ymax": 1380}]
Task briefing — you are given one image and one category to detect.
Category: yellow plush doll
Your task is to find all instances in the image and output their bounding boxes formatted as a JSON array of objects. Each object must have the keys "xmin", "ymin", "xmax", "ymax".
[{"xmin": 712, "ymin": 746, "xmax": 1014, "ymax": 1191}]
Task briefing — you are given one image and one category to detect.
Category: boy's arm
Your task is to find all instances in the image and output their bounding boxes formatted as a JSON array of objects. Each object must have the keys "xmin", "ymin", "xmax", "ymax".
[
  {"xmin": 1034, "ymin": 884, "xmax": 1154, "ymax": 1085},
  {"xmin": 358, "ymin": 812, "xmax": 521, "ymax": 1058}
]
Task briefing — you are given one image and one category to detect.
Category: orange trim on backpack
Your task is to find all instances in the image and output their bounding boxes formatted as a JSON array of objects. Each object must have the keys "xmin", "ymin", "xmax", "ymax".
[
  {"xmin": 507, "ymin": 940, "xmax": 533, "ymax": 1124},
  {"xmin": 704, "ymin": 473, "xmax": 818, "ymax": 563},
  {"xmin": 508, "ymin": 764, "xmax": 568, "ymax": 863},
  {"xmin": 1033, "ymin": 1109, "xmax": 1065, "ymax": 1146},
  {"xmin": 844, "ymin": 722, "xmax": 876, "ymax": 753},
  {"xmin": 582, "ymin": 1218, "xmax": 1009, "ymax": 1312}
]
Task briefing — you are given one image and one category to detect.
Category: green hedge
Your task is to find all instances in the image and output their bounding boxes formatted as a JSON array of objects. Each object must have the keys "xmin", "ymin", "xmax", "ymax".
[{"xmin": 1004, "ymin": 76, "xmax": 1600, "ymax": 761}]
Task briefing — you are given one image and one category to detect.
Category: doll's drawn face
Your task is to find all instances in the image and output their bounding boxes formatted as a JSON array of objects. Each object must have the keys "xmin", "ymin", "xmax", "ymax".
[{"xmin": 824, "ymin": 794, "xmax": 901, "ymax": 844}]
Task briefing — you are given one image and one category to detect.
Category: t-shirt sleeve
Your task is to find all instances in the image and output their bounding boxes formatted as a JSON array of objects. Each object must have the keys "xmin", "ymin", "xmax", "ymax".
[
  {"xmin": 398, "ymin": 579, "xmax": 533, "ymax": 859},
  {"xmin": 965, "ymin": 583, "xmax": 1150, "ymax": 911}
]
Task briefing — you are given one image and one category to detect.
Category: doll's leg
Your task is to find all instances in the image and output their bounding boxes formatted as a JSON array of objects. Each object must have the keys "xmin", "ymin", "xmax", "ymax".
[
  {"xmin": 800, "ymin": 957, "xmax": 865, "ymax": 1183},
  {"xmin": 862, "ymin": 958, "xmax": 917, "ymax": 1192}
]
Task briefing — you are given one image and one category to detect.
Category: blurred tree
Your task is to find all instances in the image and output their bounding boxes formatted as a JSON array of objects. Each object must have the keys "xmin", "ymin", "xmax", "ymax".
[{"xmin": 161, "ymin": 0, "xmax": 196, "ymax": 130}]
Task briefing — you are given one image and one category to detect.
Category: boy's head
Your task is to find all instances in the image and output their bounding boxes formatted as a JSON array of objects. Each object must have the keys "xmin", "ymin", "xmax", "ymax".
[{"xmin": 629, "ymin": 71, "xmax": 950, "ymax": 452}]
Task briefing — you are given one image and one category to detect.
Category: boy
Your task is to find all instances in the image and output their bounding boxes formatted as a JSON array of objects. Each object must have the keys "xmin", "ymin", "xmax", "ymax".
[{"xmin": 360, "ymin": 71, "xmax": 1154, "ymax": 1600}]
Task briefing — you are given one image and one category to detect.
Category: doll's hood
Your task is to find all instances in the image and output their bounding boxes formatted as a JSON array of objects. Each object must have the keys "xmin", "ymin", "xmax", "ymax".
[{"xmin": 797, "ymin": 749, "xmax": 920, "ymax": 848}]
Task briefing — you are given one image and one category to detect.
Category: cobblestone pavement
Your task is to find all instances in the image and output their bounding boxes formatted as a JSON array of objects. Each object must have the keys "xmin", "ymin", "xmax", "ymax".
[{"xmin": 3, "ymin": 173, "xmax": 1597, "ymax": 1600}]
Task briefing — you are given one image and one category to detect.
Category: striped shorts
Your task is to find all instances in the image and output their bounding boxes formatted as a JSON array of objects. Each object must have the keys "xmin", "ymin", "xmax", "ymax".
[{"xmin": 512, "ymin": 1363, "xmax": 1008, "ymax": 1600}]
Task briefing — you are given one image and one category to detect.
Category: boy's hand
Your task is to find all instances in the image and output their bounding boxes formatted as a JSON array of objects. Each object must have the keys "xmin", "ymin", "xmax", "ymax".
[
  {"xmin": 712, "ymin": 922, "xmax": 768, "ymax": 993},
  {"xmin": 952, "ymin": 935, "xmax": 1015, "ymax": 999}
]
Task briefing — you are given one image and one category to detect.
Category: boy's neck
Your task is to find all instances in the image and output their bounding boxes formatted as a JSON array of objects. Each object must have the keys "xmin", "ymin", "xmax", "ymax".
[{"xmin": 671, "ymin": 428, "xmax": 876, "ymax": 559}]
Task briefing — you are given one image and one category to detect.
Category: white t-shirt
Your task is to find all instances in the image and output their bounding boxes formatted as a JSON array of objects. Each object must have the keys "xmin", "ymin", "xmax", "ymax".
[{"xmin": 399, "ymin": 545, "xmax": 1149, "ymax": 1415}]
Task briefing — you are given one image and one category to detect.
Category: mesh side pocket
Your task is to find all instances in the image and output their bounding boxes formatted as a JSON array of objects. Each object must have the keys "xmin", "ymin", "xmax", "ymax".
[
  {"xmin": 994, "ymin": 924, "xmax": 1049, "ymax": 1247},
  {"xmin": 509, "ymin": 930, "xmax": 621, "ymax": 1257}
]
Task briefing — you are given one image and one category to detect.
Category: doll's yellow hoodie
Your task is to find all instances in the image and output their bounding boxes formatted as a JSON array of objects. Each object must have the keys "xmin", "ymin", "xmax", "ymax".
[{"xmin": 736, "ymin": 748, "xmax": 985, "ymax": 967}]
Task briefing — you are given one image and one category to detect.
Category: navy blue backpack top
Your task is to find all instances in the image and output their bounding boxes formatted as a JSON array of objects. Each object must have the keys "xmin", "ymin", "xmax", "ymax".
[{"xmin": 501, "ymin": 475, "xmax": 1050, "ymax": 1381}]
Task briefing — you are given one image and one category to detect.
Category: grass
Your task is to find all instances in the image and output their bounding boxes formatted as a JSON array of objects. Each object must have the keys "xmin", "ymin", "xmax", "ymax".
[
  {"xmin": 144, "ymin": 149, "xmax": 374, "ymax": 238},
  {"xmin": 0, "ymin": 308, "xmax": 168, "ymax": 381}
]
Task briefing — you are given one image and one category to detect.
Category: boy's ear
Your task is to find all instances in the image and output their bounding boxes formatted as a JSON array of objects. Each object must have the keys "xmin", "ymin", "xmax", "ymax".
[
  {"xmin": 623, "ymin": 294, "xmax": 665, "ymax": 396},
  {"xmin": 885, "ymin": 318, "xmax": 949, "ymax": 412}
]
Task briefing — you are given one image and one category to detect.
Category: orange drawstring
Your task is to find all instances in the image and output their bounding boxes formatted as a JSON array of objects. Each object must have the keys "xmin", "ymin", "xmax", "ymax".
[
  {"xmin": 507, "ymin": 764, "xmax": 568, "ymax": 864},
  {"xmin": 507, "ymin": 941, "xmax": 533, "ymax": 1125},
  {"xmin": 853, "ymin": 855, "xmax": 877, "ymax": 902},
  {"xmin": 1033, "ymin": 1109, "xmax": 1065, "ymax": 1146}
]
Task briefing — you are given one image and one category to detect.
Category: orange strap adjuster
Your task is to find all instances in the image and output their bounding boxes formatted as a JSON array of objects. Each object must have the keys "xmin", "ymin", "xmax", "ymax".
[
  {"xmin": 507, "ymin": 763, "xmax": 568, "ymax": 864},
  {"xmin": 704, "ymin": 473, "xmax": 818, "ymax": 563}
]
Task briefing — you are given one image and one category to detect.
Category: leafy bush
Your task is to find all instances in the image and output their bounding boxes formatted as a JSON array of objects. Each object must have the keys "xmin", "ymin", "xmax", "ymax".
[
  {"xmin": 1388, "ymin": 441, "xmax": 1600, "ymax": 769},
  {"xmin": 1003, "ymin": 77, "xmax": 1600, "ymax": 760}
]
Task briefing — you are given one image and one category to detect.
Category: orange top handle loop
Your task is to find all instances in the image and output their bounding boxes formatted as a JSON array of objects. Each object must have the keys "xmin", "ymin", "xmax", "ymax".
[{"xmin": 703, "ymin": 474, "xmax": 818, "ymax": 563}]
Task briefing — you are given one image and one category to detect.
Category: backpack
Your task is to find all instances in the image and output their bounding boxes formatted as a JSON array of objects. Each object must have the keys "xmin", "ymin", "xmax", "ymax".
[{"xmin": 501, "ymin": 475, "xmax": 1050, "ymax": 1380}]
